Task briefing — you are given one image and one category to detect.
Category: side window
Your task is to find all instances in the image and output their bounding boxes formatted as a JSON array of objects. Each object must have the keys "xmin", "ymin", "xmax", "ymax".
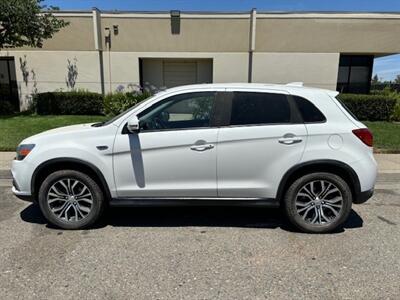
[
  {"xmin": 293, "ymin": 96, "xmax": 326, "ymax": 123},
  {"xmin": 230, "ymin": 92, "xmax": 291, "ymax": 125},
  {"xmin": 138, "ymin": 92, "xmax": 215, "ymax": 131}
]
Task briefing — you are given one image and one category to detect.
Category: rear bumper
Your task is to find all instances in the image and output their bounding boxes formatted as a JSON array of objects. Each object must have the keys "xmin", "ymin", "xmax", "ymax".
[{"xmin": 354, "ymin": 188, "xmax": 374, "ymax": 204}]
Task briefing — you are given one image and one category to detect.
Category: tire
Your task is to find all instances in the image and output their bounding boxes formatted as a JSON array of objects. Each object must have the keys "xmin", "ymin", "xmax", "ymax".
[
  {"xmin": 38, "ymin": 170, "xmax": 105, "ymax": 229},
  {"xmin": 284, "ymin": 172, "xmax": 352, "ymax": 233}
]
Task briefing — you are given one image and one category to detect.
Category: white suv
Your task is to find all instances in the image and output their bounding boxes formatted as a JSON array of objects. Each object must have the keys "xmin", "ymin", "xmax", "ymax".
[{"xmin": 12, "ymin": 83, "xmax": 377, "ymax": 233}]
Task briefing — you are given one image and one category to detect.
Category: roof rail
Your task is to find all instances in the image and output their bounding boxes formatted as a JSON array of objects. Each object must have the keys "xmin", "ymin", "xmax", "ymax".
[{"xmin": 286, "ymin": 82, "xmax": 304, "ymax": 87}]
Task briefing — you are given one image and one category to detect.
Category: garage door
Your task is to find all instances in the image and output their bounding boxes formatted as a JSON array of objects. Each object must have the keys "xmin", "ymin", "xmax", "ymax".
[
  {"xmin": 163, "ymin": 61, "xmax": 197, "ymax": 88},
  {"xmin": 141, "ymin": 58, "xmax": 212, "ymax": 90}
]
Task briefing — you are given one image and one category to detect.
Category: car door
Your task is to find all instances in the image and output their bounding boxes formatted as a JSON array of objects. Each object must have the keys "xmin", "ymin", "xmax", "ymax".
[
  {"xmin": 113, "ymin": 91, "xmax": 219, "ymax": 198},
  {"xmin": 217, "ymin": 90, "xmax": 307, "ymax": 199}
]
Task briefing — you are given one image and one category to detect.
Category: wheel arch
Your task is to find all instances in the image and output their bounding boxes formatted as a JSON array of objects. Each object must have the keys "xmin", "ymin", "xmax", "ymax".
[
  {"xmin": 276, "ymin": 160, "xmax": 361, "ymax": 203},
  {"xmin": 31, "ymin": 158, "xmax": 111, "ymax": 202}
]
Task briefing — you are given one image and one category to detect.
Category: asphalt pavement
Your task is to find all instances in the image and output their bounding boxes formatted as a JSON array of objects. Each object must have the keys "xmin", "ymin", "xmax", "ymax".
[{"xmin": 0, "ymin": 170, "xmax": 399, "ymax": 299}]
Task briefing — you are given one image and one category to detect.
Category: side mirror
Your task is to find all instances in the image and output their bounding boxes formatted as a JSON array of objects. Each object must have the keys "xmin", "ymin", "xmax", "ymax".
[{"xmin": 127, "ymin": 116, "xmax": 140, "ymax": 133}]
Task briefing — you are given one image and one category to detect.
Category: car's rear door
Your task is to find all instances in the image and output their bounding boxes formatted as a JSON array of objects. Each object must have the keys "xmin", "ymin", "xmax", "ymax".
[{"xmin": 217, "ymin": 89, "xmax": 307, "ymax": 199}]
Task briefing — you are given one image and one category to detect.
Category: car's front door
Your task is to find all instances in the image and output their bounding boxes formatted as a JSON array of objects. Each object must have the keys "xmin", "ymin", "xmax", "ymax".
[
  {"xmin": 217, "ymin": 90, "xmax": 307, "ymax": 199},
  {"xmin": 113, "ymin": 91, "xmax": 219, "ymax": 198}
]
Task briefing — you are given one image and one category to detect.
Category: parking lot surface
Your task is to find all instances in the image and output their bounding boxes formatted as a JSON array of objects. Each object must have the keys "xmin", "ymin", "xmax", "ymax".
[{"xmin": 0, "ymin": 173, "xmax": 399, "ymax": 299}]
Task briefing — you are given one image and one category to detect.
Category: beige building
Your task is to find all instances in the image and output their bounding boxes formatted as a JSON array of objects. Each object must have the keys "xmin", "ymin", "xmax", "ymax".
[{"xmin": 1, "ymin": 9, "xmax": 400, "ymax": 110}]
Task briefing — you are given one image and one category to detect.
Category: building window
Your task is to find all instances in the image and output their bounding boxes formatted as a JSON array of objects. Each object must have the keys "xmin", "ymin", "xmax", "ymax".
[
  {"xmin": 0, "ymin": 57, "xmax": 19, "ymax": 110},
  {"xmin": 337, "ymin": 55, "xmax": 373, "ymax": 94}
]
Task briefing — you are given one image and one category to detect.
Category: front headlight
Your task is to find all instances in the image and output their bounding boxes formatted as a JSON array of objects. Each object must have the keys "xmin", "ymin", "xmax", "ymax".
[{"xmin": 16, "ymin": 144, "xmax": 35, "ymax": 161}]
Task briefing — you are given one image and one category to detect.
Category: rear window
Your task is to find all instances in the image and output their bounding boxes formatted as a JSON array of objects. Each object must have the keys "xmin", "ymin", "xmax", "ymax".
[
  {"xmin": 335, "ymin": 97, "xmax": 359, "ymax": 121},
  {"xmin": 293, "ymin": 96, "xmax": 326, "ymax": 123},
  {"xmin": 230, "ymin": 92, "xmax": 291, "ymax": 125}
]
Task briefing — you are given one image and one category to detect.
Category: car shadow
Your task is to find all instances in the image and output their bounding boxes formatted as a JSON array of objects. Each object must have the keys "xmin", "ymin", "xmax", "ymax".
[{"xmin": 19, "ymin": 203, "xmax": 364, "ymax": 234}]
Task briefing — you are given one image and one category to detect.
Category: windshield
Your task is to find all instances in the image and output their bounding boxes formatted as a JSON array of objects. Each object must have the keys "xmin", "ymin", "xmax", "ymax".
[{"xmin": 92, "ymin": 94, "xmax": 154, "ymax": 127}]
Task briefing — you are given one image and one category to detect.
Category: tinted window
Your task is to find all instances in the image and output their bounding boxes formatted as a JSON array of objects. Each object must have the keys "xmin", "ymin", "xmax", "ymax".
[
  {"xmin": 336, "ymin": 55, "xmax": 373, "ymax": 94},
  {"xmin": 138, "ymin": 92, "xmax": 215, "ymax": 131},
  {"xmin": 230, "ymin": 92, "xmax": 291, "ymax": 125},
  {"xmin": 335, "ymin": 97, "xmax": 359, "ymax": 121},
  {"xmin": 294, "ymin": 96, "xmax": 326, "ymax": 123}
]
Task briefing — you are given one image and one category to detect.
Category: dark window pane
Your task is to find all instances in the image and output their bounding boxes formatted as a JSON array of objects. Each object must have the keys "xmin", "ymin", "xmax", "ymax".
[
  {"xmin": 337, "ymin": 66, "xmax": 349, "ymax": 84},
  {"xmin": 230, "ymin": 92, "xmax": 290, "ymax": 125},
  {"xmin": 139, "ymin": 92, "xmax": 215, "ymax": 130},
  {"xmin": 294, "ymin": 96, "xmax": 326, "ymax": 123},
  {"xmin": 336, "ymin": 55, "xmax": 373, "ymax": 94}
]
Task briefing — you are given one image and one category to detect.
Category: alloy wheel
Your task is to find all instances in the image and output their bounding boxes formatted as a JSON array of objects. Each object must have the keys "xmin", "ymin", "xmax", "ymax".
[
  {"xmin": 295, "ymin": 180, "xmax": 343, "ymax": 225},
  {"xmin": 47, "ymin": 178, "xmax": 93, "ymax": 222}
]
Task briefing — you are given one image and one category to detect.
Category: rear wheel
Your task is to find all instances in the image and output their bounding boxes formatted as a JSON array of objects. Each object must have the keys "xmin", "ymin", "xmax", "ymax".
[
  {"xmin": 284, "ymin": 172, "xmax": 352, "ymax": 233},
  {"xmin": 38, "ymin": 170, "xmax": 105, "ymax": 229}
]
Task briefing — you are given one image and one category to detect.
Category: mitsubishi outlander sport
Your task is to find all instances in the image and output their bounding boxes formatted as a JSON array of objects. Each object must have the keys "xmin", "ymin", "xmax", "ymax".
[{"xmin": 12, "ymin": 83, "xmax": 377, "ymax": 233}]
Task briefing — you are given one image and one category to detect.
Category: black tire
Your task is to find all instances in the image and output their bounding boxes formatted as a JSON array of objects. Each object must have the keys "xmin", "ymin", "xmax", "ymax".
[
  {"xmin": 284, "ymin": 172, "xmax": 352, "ymax": 233},
  {"xmin": 38, "ymin": 170, "xmax": 105, "ymax": 229}
]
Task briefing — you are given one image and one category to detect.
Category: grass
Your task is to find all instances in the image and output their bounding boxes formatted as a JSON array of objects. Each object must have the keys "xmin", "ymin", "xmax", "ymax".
[
  {"xmin": 0, "ymin": 115, "xmax": 108, "ymax": 151},
  {"xmin": 364, "ymin": 121, "xmax": 400, "ymax": 152}
]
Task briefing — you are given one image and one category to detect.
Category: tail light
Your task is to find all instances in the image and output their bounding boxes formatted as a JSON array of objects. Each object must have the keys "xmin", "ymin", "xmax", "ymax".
[{"xmin": 352, "ymin": 128, "xmax": 373, "ymax": 147}]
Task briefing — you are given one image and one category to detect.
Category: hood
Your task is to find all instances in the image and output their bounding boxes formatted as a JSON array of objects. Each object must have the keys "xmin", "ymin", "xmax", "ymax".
[
  {"xmin": 20, "ymin": 123, "xmax": 97, "ymax": 145},
  {"xmin": 32, "ymin": 123, "xmax": 95, "ymax": 138}
]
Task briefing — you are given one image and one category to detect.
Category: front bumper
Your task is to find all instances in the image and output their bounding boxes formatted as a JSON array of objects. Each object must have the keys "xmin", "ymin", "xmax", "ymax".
[
  {"xmin": 11, "ymin": 159, "xmax": 34, "ymax": 201},
  {"xmin": 12, "ymin": 186, "xmax": 34, "ymax": 202},
  {"xmin": 11, "ymin": 161, "xmax": 34, "ymax": 202}
]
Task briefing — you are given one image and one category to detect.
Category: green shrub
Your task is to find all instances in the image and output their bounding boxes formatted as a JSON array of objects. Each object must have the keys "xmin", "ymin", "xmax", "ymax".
[
  {"xmin": 34, "ymin": 91, "xmax": 103, "ymax": 115},
  {"xmin": 337, "ymin": 93, "xmax": 397, "ymax": 121},
  {"xmin": 0, "ymin": 101, "xmax": 15, "ymax": 115},
  {"xmin": 392, "ymin": 99, "xmax": 400, "ymax": 122},
  {"xmin": 104, "ymin": 91, "xmax": 151, "ymax": 115}
]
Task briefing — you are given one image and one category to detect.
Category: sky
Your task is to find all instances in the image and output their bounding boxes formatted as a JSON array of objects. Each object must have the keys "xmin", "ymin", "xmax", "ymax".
[{"xmin": 43, "ymin": 0, "xmax": 400, "ymax": 81}]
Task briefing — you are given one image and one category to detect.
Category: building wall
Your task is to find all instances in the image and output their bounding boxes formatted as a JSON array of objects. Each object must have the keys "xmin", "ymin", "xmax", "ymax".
[
  {"xmin": 0, "ymin": 49, "xmax": 250, "ymax": 109},
  {"xmin": 101, "ymin": 17, "xmax": 251, "ymax": 52},
  {"xmin": 102, "ymin": 52, "xmax": 249, "ymax": 94},
  {"xmin": 15, "ymin": 16, "xmax": 95, "ymax": 51},
  {"xmin": 256, "ymin": 15, "xmax": 400, "ymax": 53},
  {"xmin": 3, "ymin": 11, "xmax": 400, "ymax": 109},
  {"xmin": 0, "ymin": 50, "xmax": 101, "ymax": 110},
  {"xmin": 252, "ymin": 53, "xmax": 340, "ymax": 90}
]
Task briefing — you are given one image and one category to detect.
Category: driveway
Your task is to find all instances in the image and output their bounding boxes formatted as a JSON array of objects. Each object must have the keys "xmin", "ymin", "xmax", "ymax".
[{"xmin": 0, "ymin": 154, "xmax": 399, "ymax": 299}]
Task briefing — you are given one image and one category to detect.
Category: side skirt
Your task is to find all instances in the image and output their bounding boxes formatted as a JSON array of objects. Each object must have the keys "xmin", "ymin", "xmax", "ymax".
[{"xmin": 109, "ymin": 197, "xmax": 280, "ymax": 208}]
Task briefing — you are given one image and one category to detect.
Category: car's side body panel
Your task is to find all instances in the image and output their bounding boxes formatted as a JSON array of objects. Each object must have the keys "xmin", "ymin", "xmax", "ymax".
[
  {"xmin": 217, "ymin": 124, "xmax": 307, "ymax": 198},
  {"xmin": 11, "ymin": 83, "xmax": 377, "ymax": 208},
  {"xmin": 288, "ymin": 89, "xmax": 377, "ymax": 193},
  {"xmin": 12, "ymin": 123, "xmax": 119, "ymax": 198}
]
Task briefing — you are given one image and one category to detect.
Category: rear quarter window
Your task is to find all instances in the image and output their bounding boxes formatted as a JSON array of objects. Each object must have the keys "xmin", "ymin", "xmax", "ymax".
[{"xmin": 293, "ymin": 96, "xmax": 326, "ymax": 123}]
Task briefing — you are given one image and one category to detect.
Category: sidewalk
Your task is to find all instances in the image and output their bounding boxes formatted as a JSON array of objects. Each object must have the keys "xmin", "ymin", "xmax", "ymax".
[{"xmin": 1, "ymin": 151, "xmax": 399, "ymax": 173}]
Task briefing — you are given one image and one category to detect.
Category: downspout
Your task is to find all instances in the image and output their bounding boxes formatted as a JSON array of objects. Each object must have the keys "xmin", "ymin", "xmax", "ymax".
[
  {"xmin": 92, "ymin": 7, "xmax": 105, "ymax": 95},
  {"xmin": 248, "ymin": 8, "xmax": 257, "ymax": 83}
]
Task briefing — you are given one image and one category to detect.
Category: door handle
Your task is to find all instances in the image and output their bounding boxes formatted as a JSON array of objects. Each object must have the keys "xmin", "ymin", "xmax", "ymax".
[
  {"xmin": 190, "ymin": 144, "xmax": 214, "ymax": 151},
  {"xmin": 278, "ymin": 133, "xmax": 303, "ymax": 145}
]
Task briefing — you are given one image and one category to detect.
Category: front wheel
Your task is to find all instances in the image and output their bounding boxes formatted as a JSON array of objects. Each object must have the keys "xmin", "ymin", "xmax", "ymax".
[
  {"xmin": 38, "ymin": 170, "xmax": 105, "ymax": 229},
  {"xmin": 284, "ymin": 172, "xmax": 352, "ymax": 233}
]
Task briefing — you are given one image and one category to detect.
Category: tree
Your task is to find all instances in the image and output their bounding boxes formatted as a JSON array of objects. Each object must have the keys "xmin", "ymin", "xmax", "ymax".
[
  {"xmin": 394, "ymin": 74, "xmax": 400, "ymax": 84},
  {"xmin": 371, "ymin": 74, "xmax": 380, "ymax": 85},
  {"xmin": 0, "ymin": 0, "xmax": 69, "ymax": 49}
]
